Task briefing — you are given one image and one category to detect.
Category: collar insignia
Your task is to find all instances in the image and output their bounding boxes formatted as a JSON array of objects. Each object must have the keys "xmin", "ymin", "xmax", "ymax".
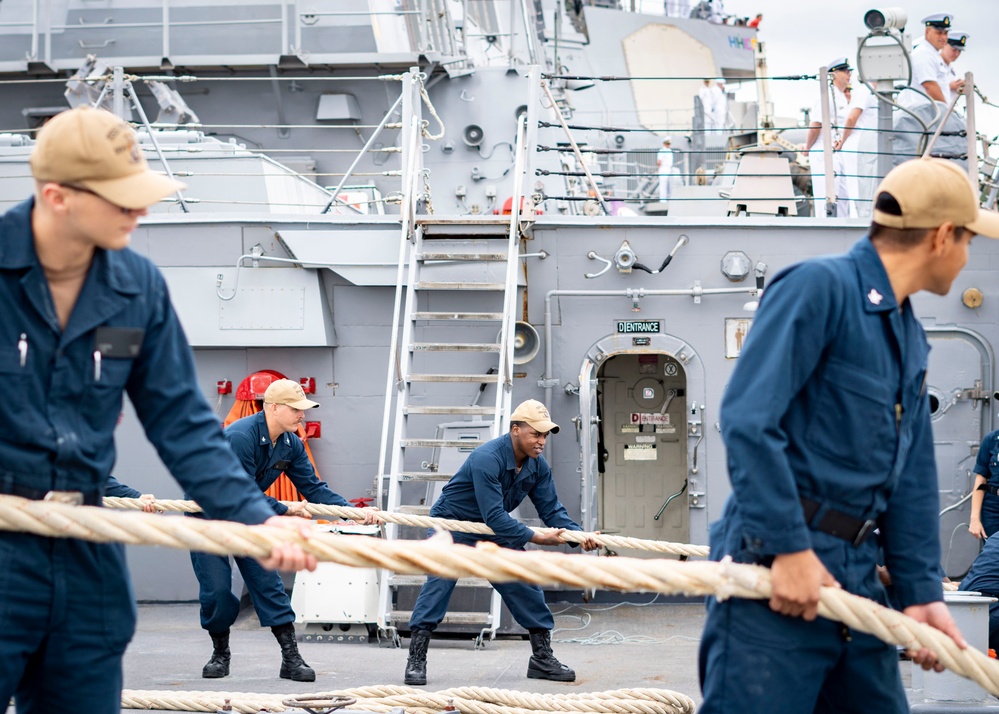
[{"xmin": 867, "ymin": 289, "xmax": 883, "ymax": 305}]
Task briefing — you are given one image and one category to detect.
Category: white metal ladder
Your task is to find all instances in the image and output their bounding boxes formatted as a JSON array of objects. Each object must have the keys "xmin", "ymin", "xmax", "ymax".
[{"xmin": 375, "ymin": 117, "xmax": 529, "ymax": 647}]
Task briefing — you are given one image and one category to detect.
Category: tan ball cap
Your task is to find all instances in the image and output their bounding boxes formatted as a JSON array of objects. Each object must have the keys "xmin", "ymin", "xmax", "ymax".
[
  {"xmin": 29, "ymin": 106, "xmax": 187, "ymax": 210},
  {"xmin": 263, "ymin": 379, "xmax": 319, "ymax": 410},
  {"xmin": 873, "ymin": 158, "xmax": 999, "ymax": 238},
  {"xmin": 510, "ymin": 399, "xmax": 559, "ymax": 434}
]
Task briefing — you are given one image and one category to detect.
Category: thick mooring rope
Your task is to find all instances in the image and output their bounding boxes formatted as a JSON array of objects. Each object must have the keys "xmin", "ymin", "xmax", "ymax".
[
  {"xmin": 102, "ymin": 497, "xmax": 710, "ymax": 558},
  {"xmin": 119, "ymin": 686, "xmax": 696, "ymax": 713},
  {"xmin": 3, "ymin": 496, "xmax": 996, "ymax": 696}
]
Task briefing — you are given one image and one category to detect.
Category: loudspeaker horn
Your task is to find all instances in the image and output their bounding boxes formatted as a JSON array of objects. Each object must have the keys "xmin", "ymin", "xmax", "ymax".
[
  {"xmin": 462, "ymin": 124, "xmax": 484, "ymax": 147},
  {"xmin": 504, "ymin": 321, "xmax": 541, "ymax": 364}
]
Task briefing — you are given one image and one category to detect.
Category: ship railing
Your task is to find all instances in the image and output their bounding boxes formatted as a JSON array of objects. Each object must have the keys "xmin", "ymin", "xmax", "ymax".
[
  {"xmin": 9, "ymin": 0, "xmax": 461, "ymax": 72},
  {"xmin": 535, "ymin": 69, "xmax": 985, "ymax": 218}
]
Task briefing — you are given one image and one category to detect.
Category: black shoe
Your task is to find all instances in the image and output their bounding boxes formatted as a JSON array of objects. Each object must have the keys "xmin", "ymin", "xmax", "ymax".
[
  {"xmin": 404, "ymin": 629, "xmax": 431, "ymax": 686},
  {"xmin": 202, "ymin": 630, "xmax": 231, "ymax": 679},
  {"xmin": 527, "ymin": 630, "xmax": 575, "ymax": 682},
  {"xmin": 272, "ymin": 623, "xmax": 316, "ymax": 682}
]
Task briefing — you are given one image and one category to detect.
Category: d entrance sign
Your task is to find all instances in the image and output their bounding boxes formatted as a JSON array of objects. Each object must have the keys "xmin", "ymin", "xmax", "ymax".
[{"xmin": 616, "ymin": 320, "xmax": 661, "ymax": 334}]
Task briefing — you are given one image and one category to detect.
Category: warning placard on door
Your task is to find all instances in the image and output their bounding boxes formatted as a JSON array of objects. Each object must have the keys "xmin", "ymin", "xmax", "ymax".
[
  {"xmin": 631, "ymin": 412, "xmax": 670, "ymax": 425},
  {"xmin": 624, "ymin": 443, "xmax": 657, "ymax": 461}
]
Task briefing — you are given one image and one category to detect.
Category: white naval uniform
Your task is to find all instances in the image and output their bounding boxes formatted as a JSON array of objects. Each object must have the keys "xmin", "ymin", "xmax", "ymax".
[
  {"xmin": 842, "ymin": 82, "xmax": 880, "ymax": 218},
  {"xmin": 900, "ymin": 41, "xmax": 948, "ymax": 108},
  {"xmin": 808, "ymin": 84, "xmax": 850, "ymax": 217},
  {"xmin": 940, "ymin": 61, "xmax": 962, "ymax": 106},
  {"xmin": 657, "ymin": 146, "xmax": 674, "ymax": 201}
]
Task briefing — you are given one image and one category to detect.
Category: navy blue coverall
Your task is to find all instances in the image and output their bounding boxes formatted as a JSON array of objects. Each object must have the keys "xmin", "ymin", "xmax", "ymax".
[
  {"xmin": 409, "ymin": 432, "xmax": 583, "ymax": 632},
  {"xmin": 699, "ymin": 238, "xmax": 943, "ymax": 713},
  {"xmin": 0, "ymin": 198, "xmax": 277, "ymax": 714},
  {"xmin": 191, "ymin": 410, "xmax": 351, "ymax": 632},
  {"xmin": 973, "ymin": 430, "xmax": 999, "ymax": 536},
  {"xmin": 960, "ymin": 536, "xmax": 999, "ymax": 651}
]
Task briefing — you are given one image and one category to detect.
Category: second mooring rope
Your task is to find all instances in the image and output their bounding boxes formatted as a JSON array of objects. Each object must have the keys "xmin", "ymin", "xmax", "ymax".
[{"xmin": 102, "ymin": 497, "xmax": 710, "ymax": 558}]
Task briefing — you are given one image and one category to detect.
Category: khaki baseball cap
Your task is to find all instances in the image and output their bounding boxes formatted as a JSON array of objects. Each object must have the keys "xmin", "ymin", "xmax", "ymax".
[
  {"xmin": 29, "ymin": 106, "xmax": 187, "ymax": 210},
  {"xmin": 263, "ymin": 379, "xmax": 319, "ymax": 410},
  {"xmin": 873, "ymin": 158, "xmax": 999, "ymax": 238},
  {"xmin": 510, "ymin": 399, "xmax": 559, "ymax": 434}
]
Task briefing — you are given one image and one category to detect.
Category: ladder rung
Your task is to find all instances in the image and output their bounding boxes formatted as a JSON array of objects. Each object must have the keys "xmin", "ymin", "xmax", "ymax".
[
  {"xmin": 415, "ymin": 281, "xmax": 505, "ymax": 291},
  {"xmin": 402, "ymin": 439, "xmax": 485, "ymax": 448},
  {"xmin": 412, "ymin": 312, "xmax": 504, "ymax": 321},
  {"xmin": 417, "ymin": 253, "xmax": 507, "ymax": 262},
  {"xmin": 411, "ymin": 342, "xmax": 500, "ymax": 352},
  {"xmin": 408, "ymin": 373, "xmax": 500, "ymax": 383},
  {"xmin": 390, "ymin": 611, "xmax": 493, "ymax": 626},
  {"xmin": 405, "ymin": 406, "xmax": 495, "ymax": 415},
  {"xmin": 398, "ymin": 471, "xmax": 455, "ymax": 481},
  {"xmin": 391, "ymin": 575, "xmax": 491, "ymax": 588},
  {"xmin": 397, "ymin": 505, "xmax": 431, "ymax": 515}
]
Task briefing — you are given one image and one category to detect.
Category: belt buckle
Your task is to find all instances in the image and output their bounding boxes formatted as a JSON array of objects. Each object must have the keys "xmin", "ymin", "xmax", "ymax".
[
  {"xmin": 853, "ymin": 519, "xmax": 876, "ymax": 547},
  {"xmin": 43, "ymin": 490, "xmax": 84, "ymax": 506}
]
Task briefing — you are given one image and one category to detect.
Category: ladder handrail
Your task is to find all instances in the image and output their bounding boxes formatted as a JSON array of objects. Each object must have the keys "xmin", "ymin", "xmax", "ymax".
[
  {"xmin": 492, "ymin": 114, "xmax": 528, "ymax": 438},
  {"xmin": 375, "ymin": 113, "xmax": 421, "ymax": 519}
]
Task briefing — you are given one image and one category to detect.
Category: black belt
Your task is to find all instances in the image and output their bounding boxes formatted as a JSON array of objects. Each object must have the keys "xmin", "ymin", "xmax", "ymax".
[
  {"xmin": 800, "ymin": 497, "xmax": 876, "ymax": 547},
  {"xmin": 979, "ymin": 483, "xmax": 999, "ymax": 497},
  {"xmin": 0, "ymin": 482, "xmax": 102, "ymax": 506}
]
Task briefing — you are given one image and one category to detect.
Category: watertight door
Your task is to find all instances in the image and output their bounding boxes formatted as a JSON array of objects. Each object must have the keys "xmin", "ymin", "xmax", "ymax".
[
  {"xmin": 926, "ymin": 329, "xmax": 993, "ymax": 578},
  {"xmin": 598, "ymin": 353, "xmax": 689, "ymax": 551}
]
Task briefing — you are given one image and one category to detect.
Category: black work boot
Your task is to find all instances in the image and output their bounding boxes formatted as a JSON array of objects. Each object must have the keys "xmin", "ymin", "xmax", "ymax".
[
  {"xmin": 202, "ymin": 630, "xmax": 231, "ymax": 678},
  {"xmin": 404, "ymin": 629, "xmax": 431, "ymax": 686},
  {"xmin": 527, "ymin": 630, "xmax": 575, "ymax": 682},
  {"xmin": 271, "ymin": 623, "xmax": 316, "ymax": 682}
]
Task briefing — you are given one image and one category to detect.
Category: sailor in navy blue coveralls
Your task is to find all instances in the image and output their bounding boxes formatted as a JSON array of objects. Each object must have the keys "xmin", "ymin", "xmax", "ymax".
[
  {"xmin": 970, "ymin": 430, "xmax": 999, "ymax": 539},
  {"xmin": 698, "ymin": 158, "xmax": 993, "ymax": 713},
  {"xmin": 404, "ymin": 400, "xmax": 598, "ymax": 686},
  {"xmin": 0, "ymin": 107, "xmax": 312, "ymax": 714},
  {"xmin": 192, "ymin": 379, "xmax": 378, "ymax": 681},
  {"xmin": 193, "ymin": 408, "xmax": 350, "ymax": 634}
]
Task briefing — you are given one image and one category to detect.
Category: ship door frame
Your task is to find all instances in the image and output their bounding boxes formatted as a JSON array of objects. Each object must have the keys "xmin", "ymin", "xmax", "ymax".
[{"xmin": 577, "ymin": 333, "xmax": 706, "ymax": 534}]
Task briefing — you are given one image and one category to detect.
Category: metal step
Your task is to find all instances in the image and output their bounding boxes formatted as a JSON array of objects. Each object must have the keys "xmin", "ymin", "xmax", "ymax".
[
  {"xmin": 390, "ymin": 611, "xmax": 493, "ymax": 626},
  {"xmin": 412, "ymin": 311, "xmax": 504, "ymax": 321},
  {"xmin": 401, "ymin": 439, "xmax": 485, "ymax": 449},
  {"xmin": 397, "ymin": 505, "xmax": 431, "ymax": 516},
  {"xmin": 405, "ymin": 406, "xmax": 495, "ymax": 416},
  {"xmin": 415, "ymin": 281, "xmax": 505, "ymax": 291},
  {"xmin": 417, "ymin": 252, "xmax": 507, "ymax": 262},
  {"xmin": 411, "ymin": 342, "xmax": 500, "ymax": 352},
  {"xmin": 390, "ymin": 575, "xmax": 491, "ymax": 588},
  {"xmin": 408, "ymin": 373, "xmax": 499, "ymax": 383},
  {"xmin": 398, "ymin": 471, "xmax": 455, "ymax": 481}
]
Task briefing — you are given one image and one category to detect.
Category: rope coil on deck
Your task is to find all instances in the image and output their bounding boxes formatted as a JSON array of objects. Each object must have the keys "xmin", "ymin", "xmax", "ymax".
[
  {"xmin": 119, "ymin": 685, "xmax": 696, "ymax": 713},
  {"xmin": 102, "ymin": 497, "xmax": 710, "ymax": 558},
  {"xmin": 1, "ymin": 496, "xmax": 994, "ymax": 696}
]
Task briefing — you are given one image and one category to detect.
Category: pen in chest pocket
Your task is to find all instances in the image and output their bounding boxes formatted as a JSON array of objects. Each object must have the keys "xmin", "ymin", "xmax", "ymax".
[{"xmin": 18, "ymin": 333, "xmax": 27, "ymax": 367}]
